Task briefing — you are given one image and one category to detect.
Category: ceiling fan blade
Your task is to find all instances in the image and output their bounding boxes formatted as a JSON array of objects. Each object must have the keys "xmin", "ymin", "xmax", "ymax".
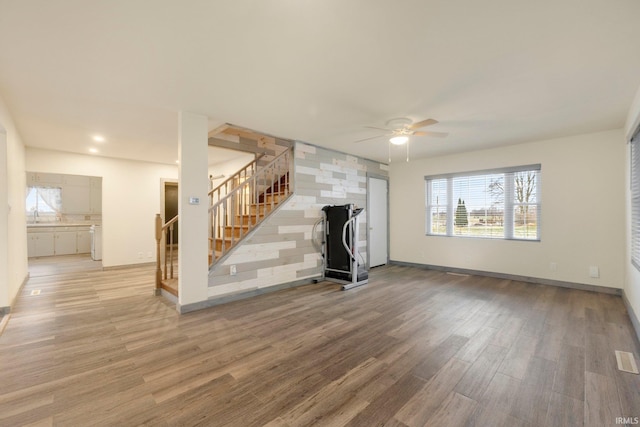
[
  {"xmin": 354, "ymin": 134, "xmax": 387, "ymax": 143},
  {"xmin": 413, "ymin": 131, "xmax": 448, "ymax": 138},
  {"xmin": 364, "ymin": 126, "xmax": 394, "ymax": 132},
  {"xmin": 409, "ymin": 118, "xmax": 438, "ymax": 130}
]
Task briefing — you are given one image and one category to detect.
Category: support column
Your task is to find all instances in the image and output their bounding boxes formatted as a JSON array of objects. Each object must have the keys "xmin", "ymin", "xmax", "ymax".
[
  {"xmin": 177, "ymin": 112, "xmax": 209, "ymax": 309},
  {"xmin": 0, "ymin": 132, "xmax": 9, "ymax": 311}
]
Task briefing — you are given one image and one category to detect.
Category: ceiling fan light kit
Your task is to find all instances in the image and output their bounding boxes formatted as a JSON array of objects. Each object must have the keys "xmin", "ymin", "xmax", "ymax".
[
  {"xmin": 356, "ymin": 116, "xmax": 448, "ymax": 162},
  {"xmin": 389, "ymin": 135, "xmax": 409, "ymax": 145}
]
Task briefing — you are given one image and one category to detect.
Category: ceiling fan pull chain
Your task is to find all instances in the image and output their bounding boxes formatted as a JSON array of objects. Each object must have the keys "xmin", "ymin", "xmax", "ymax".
[
  {"xmin": 406, "ymin": 139, "xmax": 410, "ymax": 162},
  {"xmin": 388, "ymin": 142, "xmax": 391, "ymax": 163}
]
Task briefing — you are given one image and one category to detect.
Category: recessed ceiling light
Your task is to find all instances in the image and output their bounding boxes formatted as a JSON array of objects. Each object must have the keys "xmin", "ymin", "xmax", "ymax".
[
  {"xmin": 89, "ymin": 148, "xmax": 99, "ymax": 154},
  {"xmin": 175, "ymin": 160, "xmax": 179, "ymax": 164},
  {"xmin": 93, "ymin": 135, "xmax": 105, "ymax": 142}
]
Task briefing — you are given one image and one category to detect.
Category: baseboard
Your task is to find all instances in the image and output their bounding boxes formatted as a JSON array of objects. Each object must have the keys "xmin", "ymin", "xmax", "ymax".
[
  {"xmin": 0, "ymin": 313, "xmax": 10, "ymax": 336},
  {"xmin": 102, "ymin": 261, "xmax": 155, "ymax": 271},
  {"xmin": 178, "ymin": 275, "xmax": 323, "ymax": 314},
  {"xmin": 0, "ymin": 272, "xmax": 30, "ymax": 328},
  {"xmin": 623, "ymin": 290, "xmax": 640, "ymax": 345},
  {"xmin": 389, "ymin": 261, "xmax": 622, "ymax": 296},
  {"xmin": 160, "ymin": 288, "xmax": 178, "ymax": 305}
]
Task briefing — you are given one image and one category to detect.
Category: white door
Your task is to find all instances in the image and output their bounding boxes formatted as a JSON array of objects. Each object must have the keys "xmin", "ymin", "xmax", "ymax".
[{"xmin": 368, "ymin": 177, "xmax": 388, "ymax": 267}]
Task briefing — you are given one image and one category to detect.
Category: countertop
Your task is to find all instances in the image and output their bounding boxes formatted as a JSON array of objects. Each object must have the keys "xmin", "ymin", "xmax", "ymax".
[{"xmin": 27, "ymin": 223, "xmax": 97, "ymax": 229}]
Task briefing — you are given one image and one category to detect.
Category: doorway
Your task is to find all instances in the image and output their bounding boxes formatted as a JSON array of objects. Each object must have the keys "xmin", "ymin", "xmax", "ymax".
[
  {"xmin": 164, "ymin": 182, "xmax": 179, "ymax": 244},
  {"xmin": 367, "ymin": 176, "xmax": 389, "ymax": 268}
]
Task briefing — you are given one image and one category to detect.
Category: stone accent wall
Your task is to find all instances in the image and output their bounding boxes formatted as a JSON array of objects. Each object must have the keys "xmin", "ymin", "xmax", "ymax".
[{"xmin": 207, "ymin": 141, "xmax": 388, "ymax": 299}]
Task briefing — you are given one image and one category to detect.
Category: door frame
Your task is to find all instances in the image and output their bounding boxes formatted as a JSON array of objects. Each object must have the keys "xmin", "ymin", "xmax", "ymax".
[{"xmin": 366, "ymin": 173, "xmax": 389, "ymax": 268}]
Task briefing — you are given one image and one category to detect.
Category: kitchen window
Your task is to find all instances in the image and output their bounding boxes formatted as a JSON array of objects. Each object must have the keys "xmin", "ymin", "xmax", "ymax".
[
  {"xmin": 26, "ymin": 186, "xmax": 62, "ymax": 218},
  {"xmin": 425, "ymin": 165, "xmax": 541, "ymax": 240}
]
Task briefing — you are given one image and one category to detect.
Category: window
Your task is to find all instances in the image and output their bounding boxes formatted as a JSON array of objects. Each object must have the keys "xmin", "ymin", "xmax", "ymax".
[
  {"xmin": 26, "ymin": 186, "xmax": 62, "ymax": 216},
  {"xmin": 425, "ymin": 165, "xmax": 541, "ymax": 240},
  {"xmin": 631, "ymin": 128, "xmax": 640, "ymax": 269}
]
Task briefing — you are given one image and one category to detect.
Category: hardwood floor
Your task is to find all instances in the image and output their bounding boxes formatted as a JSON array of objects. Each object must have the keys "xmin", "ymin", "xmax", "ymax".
[
  {"xmin": 28, "ymin": 254, "xmax": 103, "ymax": 277},
  {"xmin": 1, "ymin": 264, "xmax": 639, "ymax": 426}
]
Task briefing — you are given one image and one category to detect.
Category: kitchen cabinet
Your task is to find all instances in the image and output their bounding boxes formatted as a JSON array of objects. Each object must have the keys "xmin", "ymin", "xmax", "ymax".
[
  {"xmin": 27, "ymin": 232, "xmax": 55, "ymax": 257},
  {"xmin": 27, "ymin": 172, "xmax": 63, "ymax": 185},
  {"xmin": 27, "ymin": 226, "xmax": 92, "ymax": 257},
  {"xmin": 63, "ymin": 175, "xmax": 90, "ymax": 186},
  {"xmin": 76, "ymin": 230, "xmax": 91, "ymax": 254},
  {"xmin": 90, "ymin": 177, "xmax": 102, "ymax": 213},
  {"xmin": 62, "ymin": 185, "xmax": 91, "ymax": 214},
  {"xmin": 26, "ymin": 172, "xmax": 102, "ymax": 214},
  {"xmin": 54, "ymin": 231, "xmax": 77, "ymax": 255}
]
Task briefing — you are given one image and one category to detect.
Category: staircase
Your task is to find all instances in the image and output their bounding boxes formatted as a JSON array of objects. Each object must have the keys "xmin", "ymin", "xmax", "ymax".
[{"xmin": 155, "ymin": 147, "xmax": 294, "ymax": 297}]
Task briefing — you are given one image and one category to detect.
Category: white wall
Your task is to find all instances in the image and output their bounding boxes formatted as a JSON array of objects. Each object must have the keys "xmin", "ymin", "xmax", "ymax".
[
  {"xmin": 208, "ymin": 148, "xmax": 254, "ymax": 187},
  {"xmin": 390, "ymin": 128, "xmax": 626, "ymax": 289},
  {"xmin": 26, "ymin": 148, "xmax": 178, "ymax": 268},
  {"xmin": 625, "ymin": 85, "xmax": 640, "ymax": 324},
  {"xmin": 0, "ymin": 94, "xmax": 28, "ymax": 310}
]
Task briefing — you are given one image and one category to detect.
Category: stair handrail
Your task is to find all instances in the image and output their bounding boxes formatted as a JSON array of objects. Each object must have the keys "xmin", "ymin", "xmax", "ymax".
[
  {"xmin": 208, "ymin": 147, "xmax": 293, "ymax": 265},
  {"xmin": 155, "ymin": 213, "xmax": 179, "ymax": 294},
  {"xmin": 208, "ymin": 153, "xmax": 265, "ymax": 206}
]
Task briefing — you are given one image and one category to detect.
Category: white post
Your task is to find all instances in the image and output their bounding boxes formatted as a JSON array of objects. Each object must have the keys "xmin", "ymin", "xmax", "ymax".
[
  {"xmin": 0, "ymin": 132, "xmax": 9, "ymax": 310},
  {"xmin": 178, "ymin": 112, "xmax": 209, "ymax": 308}
]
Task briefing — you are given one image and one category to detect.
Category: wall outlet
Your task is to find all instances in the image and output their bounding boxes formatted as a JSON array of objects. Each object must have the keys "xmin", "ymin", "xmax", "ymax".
[
  {"xmin": 230, "ymin": 265, "xmax": 237, "ymax": 276},
  {"xmin": 589, "ymin": 266, "xmax": 600, "ymax": 278},
  {"xmin": 147, "ymin": 251, "xmax": 152, "ymax": 258},
  {"xmin": 550, "ymin": 262, "xmax": 558, "ymax": 272},
  {"xmin": 138, "ymin": 252, "xmax": 143, "ymax": 259}
]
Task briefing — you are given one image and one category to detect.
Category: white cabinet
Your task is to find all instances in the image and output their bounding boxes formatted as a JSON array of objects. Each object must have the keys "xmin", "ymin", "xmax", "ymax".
[
  {"xmin": 54, "ymin": 231, "xmax": 77, "ymax": 255},
  {"xmin": 63, "ymin": 175, "xmax": 90, "ymax": 186},
  {"xmin": 27, "ymin": 172, "xmax": 63, "ymax": 185},
  {"xmin": 62, "ymin": 186, "xmax": 91, "ymax": 214},
  {"xmin": 26, "ymin": 172, "xmax": 102, "ymax": 214},
  {"xmin": 28, "ymin": 226, "xmax": 93, "ymax": 257},
  {"xmin": 90, "ymin": 177, "xmax": 102, "ymax": 213},
  {"xmin": 28, "ymin": 232, "xmax": 55, "ymax": 257},
  {"xmin": 27, "ymin": 234, "xmax": 36, "ymax": 256},
  {"xmin": 76, "ymin": 230, "xmax": 91, "ymax": 254}
]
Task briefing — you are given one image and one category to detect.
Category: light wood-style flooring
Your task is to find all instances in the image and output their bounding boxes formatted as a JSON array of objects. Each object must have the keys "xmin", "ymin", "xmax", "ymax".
[
  {"xmin": 1, "ymin": 264, "xmax": 639, "ymax": 426},
  {"xmin": 28, "ymin": 254, "xmax": 103, "ymax": 277}
]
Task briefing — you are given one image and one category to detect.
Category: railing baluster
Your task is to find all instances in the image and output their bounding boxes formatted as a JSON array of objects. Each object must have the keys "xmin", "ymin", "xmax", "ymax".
[
  {"xmin": 169, "ymin": 224, "xmax": 174, "ymax": 279},
  {"xmin": 206, "ymin": 147, "xmax": 293, "ymax": 265}
]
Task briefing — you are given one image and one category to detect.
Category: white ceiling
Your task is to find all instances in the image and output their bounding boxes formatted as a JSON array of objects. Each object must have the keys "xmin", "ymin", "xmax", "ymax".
[{"xmin": 1, "ymin": 1, "xmax": 639, "ymax": 165}]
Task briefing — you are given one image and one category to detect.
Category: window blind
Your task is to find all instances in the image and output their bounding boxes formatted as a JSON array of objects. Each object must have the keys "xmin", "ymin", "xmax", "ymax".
[
  {"xmin": 425, "ymin": 165, "xmax": 541, "ymax": 240},
  {"xmin": 632, "ymin": 130, "xmax": 640, "ymax": 269}
]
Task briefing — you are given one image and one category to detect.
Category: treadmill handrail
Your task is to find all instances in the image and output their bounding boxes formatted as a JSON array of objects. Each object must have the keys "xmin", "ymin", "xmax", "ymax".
[{"xmin": 342, "ymin": 217, "xmax": 356, "ymax": 261}]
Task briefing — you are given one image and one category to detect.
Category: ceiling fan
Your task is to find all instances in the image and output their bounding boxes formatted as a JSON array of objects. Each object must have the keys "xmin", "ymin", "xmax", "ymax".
[{"xmin": 355, "ymin": 117, "xmax": 448, "ymax": 161}]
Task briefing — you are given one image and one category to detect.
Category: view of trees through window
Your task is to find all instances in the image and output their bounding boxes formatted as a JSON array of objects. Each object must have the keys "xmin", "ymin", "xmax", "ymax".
[{"xmin": 426, "ymin": 166, "xmax": 540, "ymax": 240}]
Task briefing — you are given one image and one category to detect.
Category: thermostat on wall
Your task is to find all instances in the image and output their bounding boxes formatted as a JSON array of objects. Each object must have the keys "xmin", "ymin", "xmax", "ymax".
[{"xmin": 189, "ymin": 197, "xmax": 200, "ymax": 205}]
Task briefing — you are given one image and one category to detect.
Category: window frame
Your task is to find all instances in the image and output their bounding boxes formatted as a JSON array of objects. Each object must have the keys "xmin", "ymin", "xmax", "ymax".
[
  {"xmin": 425, "ymin": 164, "xmax": 541, "ymax": 241},
  {"xmin": 25, "ymin": 185, "xmax": 63, "ymax": 216},
  {"xmin": 631, "ymin": 126, "xmax": 640, "ymax": 270}
]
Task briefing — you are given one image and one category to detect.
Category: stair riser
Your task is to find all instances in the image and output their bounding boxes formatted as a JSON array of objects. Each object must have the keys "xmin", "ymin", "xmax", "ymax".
[
  {"xmin": 235, "ymin": 214, "xmax": 263, "ymax": 225},
  {"xmin": 249, "ymin": 204, "xmax": 273, "ymax": 215},
  {"xmin": 222, "ymin": 226, "xmax": 249, "ymax": 239},
  {"xmin": 260, "ymin": 192, "xmax": 289, "ymax": 204},
  {"xmin": 214, "ymin": 239, "xmax": 234, "ymax": 252},
  {"xmin": 210, "ymin": 170, "xmax": 290, "ymax": 262}
]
